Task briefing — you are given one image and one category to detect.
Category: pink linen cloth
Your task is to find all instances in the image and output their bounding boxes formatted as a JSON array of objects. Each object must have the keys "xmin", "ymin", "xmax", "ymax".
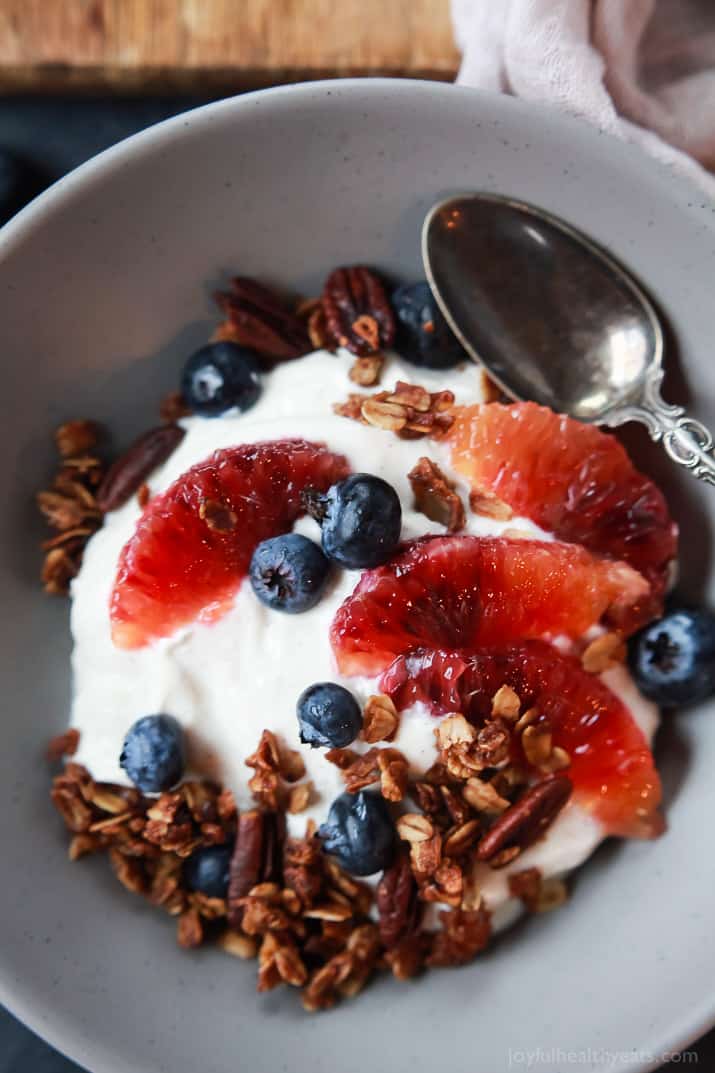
[{"xmin": 451, "ymin": 0, "xmax": 715, "ymax": 197}]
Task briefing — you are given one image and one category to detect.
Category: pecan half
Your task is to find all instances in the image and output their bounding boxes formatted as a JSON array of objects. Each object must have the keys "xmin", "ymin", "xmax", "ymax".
[
  {"xmin": 322, "ymin": 267, "xmax": 395, "ymax": 355},
  {"xmin": 376, "ymin": 852, "xmax": 421, "ymax": 948},
  {"xmin": 476, "ymin": 775, "xmax": 573, "ymax": 863},
  {"xmin": 215, "ymin": 277, "xmax": 310, "ymax": 363},
  {"xmin": 97, "ymin": 425, "xmax": 185, "ymax": 512},
  {"xmin": 227, "ymin": 809, "xmax": 267, "ymax": 926},
  {"xmin": 408, "ymin": 457, "xmax": 465, "ymax": 532}
]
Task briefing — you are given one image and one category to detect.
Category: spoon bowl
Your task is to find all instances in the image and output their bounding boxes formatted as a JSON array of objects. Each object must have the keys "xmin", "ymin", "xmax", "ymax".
[{"xmin": 423, "ymin": 193, "xmax": 715, "ymax": 484}]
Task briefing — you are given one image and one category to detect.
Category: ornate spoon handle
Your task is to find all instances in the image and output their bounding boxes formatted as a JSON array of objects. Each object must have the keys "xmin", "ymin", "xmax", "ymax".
[{"xmin": 606, "ymin": 377, "xmax": 715, "ymax": 487}]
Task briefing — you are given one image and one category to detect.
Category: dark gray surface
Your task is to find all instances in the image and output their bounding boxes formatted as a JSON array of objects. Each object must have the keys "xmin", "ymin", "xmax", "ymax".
[{"xmin": 0, "ymin": 89, "xmax": 713, "ymax": 1073}]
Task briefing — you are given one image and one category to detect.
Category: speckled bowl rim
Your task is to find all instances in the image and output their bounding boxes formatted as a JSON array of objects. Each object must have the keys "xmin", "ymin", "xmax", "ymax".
[{"xmin": 1, "ymin": 78, "xmax": 714, "ymax": 1073}]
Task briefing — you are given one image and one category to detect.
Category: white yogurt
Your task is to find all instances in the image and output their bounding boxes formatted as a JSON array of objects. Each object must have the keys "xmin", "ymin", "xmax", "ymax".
[{"xmin": 69, "ymin": 349, "xmax": 659, "ymax": 925}]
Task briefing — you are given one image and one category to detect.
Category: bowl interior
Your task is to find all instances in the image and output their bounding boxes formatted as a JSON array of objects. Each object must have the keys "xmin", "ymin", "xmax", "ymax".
[{"xmin": 1, "ymin": 80, "xmax": 715, "ymax": 1073}]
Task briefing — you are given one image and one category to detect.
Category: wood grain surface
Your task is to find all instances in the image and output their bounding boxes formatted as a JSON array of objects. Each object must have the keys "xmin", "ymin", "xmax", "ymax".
[{"xmin": 0, "ymin": 0, "xmax": 461, "ymax": 92}]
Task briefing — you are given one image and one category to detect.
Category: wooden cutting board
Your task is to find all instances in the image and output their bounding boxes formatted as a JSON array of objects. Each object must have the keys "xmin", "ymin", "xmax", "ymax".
[{"xmin": 0, "ymin": 0, "xmax": 460, "ymax": 92}]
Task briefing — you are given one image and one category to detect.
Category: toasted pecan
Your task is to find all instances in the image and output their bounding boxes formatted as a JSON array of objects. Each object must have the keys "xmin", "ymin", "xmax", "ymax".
[
  {"xmin": 376, "ymin": 852, "xmax": 421, "ymax": 948},
  {"xmin": 322, "ymin": 267, "xmax": 395, "ymax": 356},
  {"xmin": 96, "ymin": 424, "xmax": 185, "ymax": 512},
  {"xmin": 476, "ymin": 775, "xmax": 573, "ymax": 863},
  {"xmin": 215, "ymin": 277, "xmax": 310, "ymax": 363}
]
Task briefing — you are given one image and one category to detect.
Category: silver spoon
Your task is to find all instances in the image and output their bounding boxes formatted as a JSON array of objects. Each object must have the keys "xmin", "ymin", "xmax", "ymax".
[{"xmin": 422, "ymin": 193, "xmax": 715, "ymax": 485}]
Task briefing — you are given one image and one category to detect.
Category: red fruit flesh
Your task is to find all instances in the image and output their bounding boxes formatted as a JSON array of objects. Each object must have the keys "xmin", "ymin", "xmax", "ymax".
[
  {"xmin": 111, "ymin": 439, "xmax": 349, "ymax": 648},
  {"xmin": 381, "ymin": 641, "xmax": 662, "ymax": 838},
  {"xmin": 330, "ymin": 535, "xmax": 649, "ymax": 677},
  {"xmin": 445, "ymin": 402, "xmax": 677, "ymax": 625}
]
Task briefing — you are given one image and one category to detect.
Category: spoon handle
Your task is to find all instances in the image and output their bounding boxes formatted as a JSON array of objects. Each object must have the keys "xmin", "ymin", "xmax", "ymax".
[{"xmin": 616, "ymin": 390, "xmax": 715, "ymax": 486}]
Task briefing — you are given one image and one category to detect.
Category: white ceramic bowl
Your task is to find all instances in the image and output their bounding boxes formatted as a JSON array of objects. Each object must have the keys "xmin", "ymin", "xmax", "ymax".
[{"xmin": 1, "ymin": 80, "xmax": 714, "ymax": 1073}]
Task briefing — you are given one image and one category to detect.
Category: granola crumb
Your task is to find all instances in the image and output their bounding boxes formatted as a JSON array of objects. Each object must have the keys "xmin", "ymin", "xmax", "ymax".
[
  {"xmin": 508, "ymin": 867, "xmax": 542, "ymax": 910},
  {"xmin": 396, "ymin": 813, "xmax": 435, "ymax": 843},
  {"xmin": 508, "ymin": 869, "xmax": 568, "ymax": 913},
  {"xmin": 469, "ymin": 489, "xmax": 513, "ymax": 520},
  {"xmin": 177, "ymin": 907, "xmax": 204, "ymax": 948},
  {"xmin": 41, "ymin": 547, "xmax": 80, "ymax": 595},
  {"xmin": 295, "ymin": 296, "xmax": 321, "ymax": 319},
  {"xmin": 199, "ymin": 498, "xmax": 238, "ymax": 532},
  {"xmin": 307, "ymin": 304, "xmax": 329, "ymax": 349},
  {"xmin": 491, "ymin": 684, "xmax": 520, "ymax": 720},
  {"xmin": 463, "ymin": 777, "xmax": 510, "ymax": 815},
  {"xmin": 361, "ymin": 694, "xmax": 400, "ymax": 744},
  {"xmin": 349, "ymin": 354, "xmax": 384, "ymax": 387},
  {"xmin": 46, "ymin": 727, "xmax": 80, "ymax": 763},
  {"xmin": 287, "ymin": 781, "xmax": 313, "ymax": 814},
  {"xmin": 479, "ymin": 369, "xmax": 504, "ymax": 403},
  {"xmin": 535, "ymin": 876, "xmax": 569, "ymax": 913},
  {"xmin": 514, "ymin": 706, "xmax": 539, "ymax": 733},
  {"xmin": 218, "ymin": 929, "xmax": 258, "ymax": 959},
  {"xmin": 68, "ymin": 833, "xmax": 100, "ymax": 861},
  {"xmin": 407, "ymin": 456, "xmax": 465, "ymax": 532},
  {"xmin": 500, "ymin": 527, "xmax": 534, "ymax": 540},
  {"xmin": 521, "ymin": 722, "xmax": 553, "ymax": 767},
  {"xmin": 55, "ymin": 420, "xmax": 101, "ymax": 458},
  {"xmin": 160, "ymin": 390, "xmax": 190, "ymax": 423},
  {"xmin": 581, "ymin": 632, "xmax": 626, "ymax": 673}
]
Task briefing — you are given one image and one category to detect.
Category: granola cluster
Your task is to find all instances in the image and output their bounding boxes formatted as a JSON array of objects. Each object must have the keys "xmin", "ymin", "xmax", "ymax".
[
  {"xmin": 49, "ymin": 668, "xmax": 577, "ymax": 1013},
  {"xmin": 334, "ymin": 380, "xmax": 455, "ymax": 438},
  {"xmin": 37, "ymin": 421, "xmax": 107, "ymax": 595}
]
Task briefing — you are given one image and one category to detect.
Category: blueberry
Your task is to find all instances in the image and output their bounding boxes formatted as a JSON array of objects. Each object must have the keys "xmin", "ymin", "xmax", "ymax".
[
  {"xmin": 184, "ymin": 844, "xmax": 233, "ymax": 898},
  {"xmin": 392, "ymin": 281, "xmax": 468, "ymax": 370},
  {"xmin": 318, "ymin": 791, "xmax": 396, "ymax": 875},
  {"xmin": 297, "ymin": 682, "xmax": 362, "ymax": 748},
  {"xmin": 318, "ymin": 474, "xmax": 401, "ymax": 569},
  {"xmin": 629, "ymin": 608, "xmax": 715, "ymax": 706},
  {"xmin": 119, "ymin": 714, "xmax": 185, "ymax": 793},
  {"xmin": 249, "ymin": 533, "xmax": 330, "ymax": 612},
  {"xmin": 181, "ymin": 342, "xmax": 262, "ymax": 416}
]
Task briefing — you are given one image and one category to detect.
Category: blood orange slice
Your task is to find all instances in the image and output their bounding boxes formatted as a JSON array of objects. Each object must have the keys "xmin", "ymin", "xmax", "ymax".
[
  {"xmin": 444, "ymin": 402, "xmax": 677, "ymax": 624},
  {"xmin": 381, "ymin": 640, "xmax": 661, "ymax": 838},
  {"xmin": 330, "ymin": 535, "xmax": 648, "ymax": 676},
  {"xmin": 111, "ymin": 439, "xmax": 349, "ymax": 648}
]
